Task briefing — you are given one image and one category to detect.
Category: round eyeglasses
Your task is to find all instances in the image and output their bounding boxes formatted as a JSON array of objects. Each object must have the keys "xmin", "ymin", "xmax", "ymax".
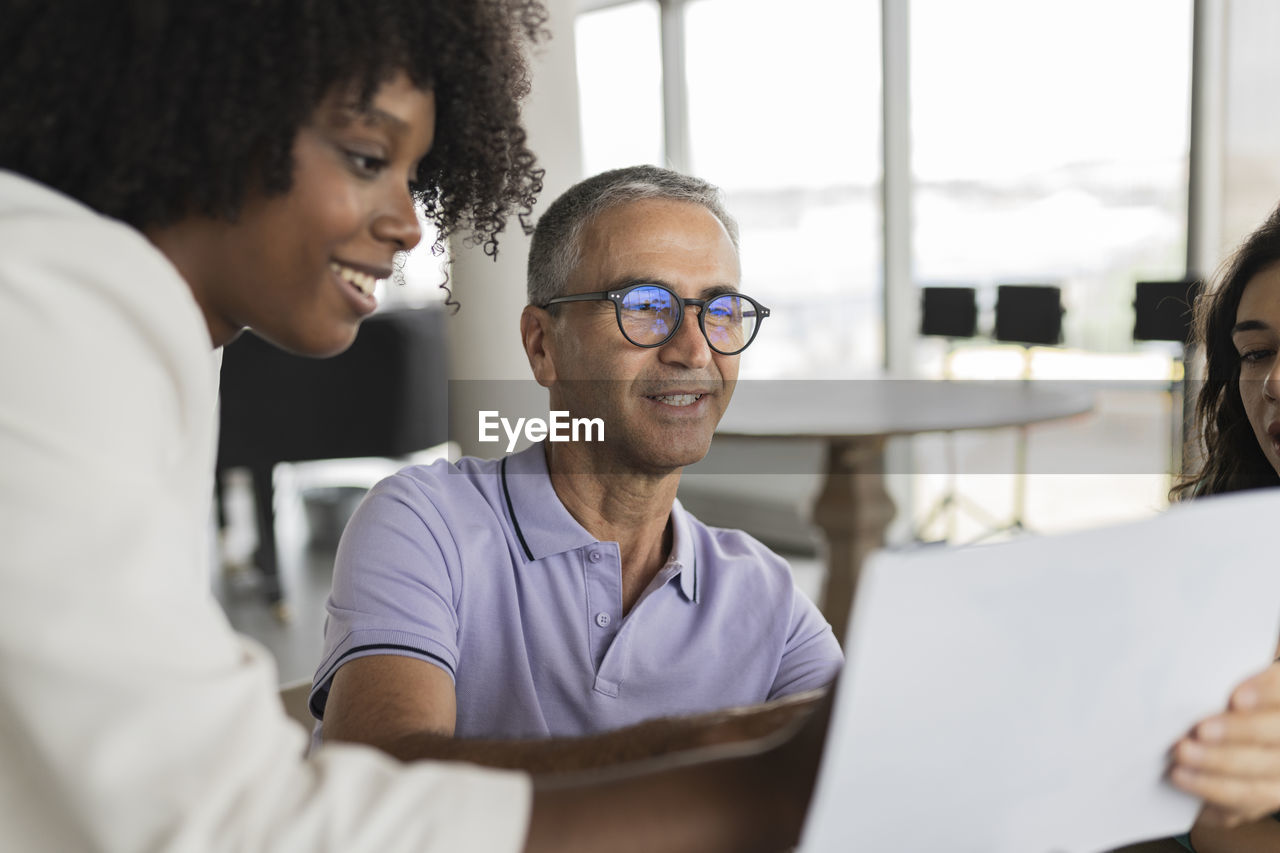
[{"xmin": 543, "ymin": 283, "xmax": 771, "ymax": 355}]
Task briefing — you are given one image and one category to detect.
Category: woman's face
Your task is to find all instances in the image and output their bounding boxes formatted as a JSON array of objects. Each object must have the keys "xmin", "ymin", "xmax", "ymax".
[
  {"xmin": 1233, "ymin": 263, "xmax": 1280, "ymax": 477},
  {"xmin": 148, "ymin": 70, "xmax": 436, "ymax": 355}
]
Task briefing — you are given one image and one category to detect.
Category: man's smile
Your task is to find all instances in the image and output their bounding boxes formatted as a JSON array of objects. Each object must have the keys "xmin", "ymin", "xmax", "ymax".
[{"xmin": 645, "ymin": 392, "xmax": 705, "ymax": 407}]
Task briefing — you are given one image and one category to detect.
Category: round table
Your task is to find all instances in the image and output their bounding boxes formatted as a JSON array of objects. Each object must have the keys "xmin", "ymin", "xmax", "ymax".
[{"xmin": 716, "ymin": 379, "xmax": 1095, "ymax": 643}]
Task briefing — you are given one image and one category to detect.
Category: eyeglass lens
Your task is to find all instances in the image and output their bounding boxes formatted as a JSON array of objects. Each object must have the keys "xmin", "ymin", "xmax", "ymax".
[{"xmin": 618, "ymin": 285, "xmax": 759, "ymax": 354}]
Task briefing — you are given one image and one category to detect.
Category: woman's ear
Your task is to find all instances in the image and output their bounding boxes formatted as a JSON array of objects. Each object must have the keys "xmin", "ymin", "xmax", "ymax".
[{"xmin": 521, "ymin": 305, "xmax": 558, "ymax": 388}]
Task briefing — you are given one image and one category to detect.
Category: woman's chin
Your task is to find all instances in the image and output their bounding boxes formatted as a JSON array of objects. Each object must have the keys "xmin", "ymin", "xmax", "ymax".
[{"xmin": 253, "ymin": 321, "xmax": 362, "ymax": 358}]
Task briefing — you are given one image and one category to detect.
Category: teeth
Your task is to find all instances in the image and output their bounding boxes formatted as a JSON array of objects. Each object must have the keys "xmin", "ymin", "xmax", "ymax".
[
  {"xmin": 330, "ymin": 262, "xmax": 379, "ymax": 297},
  {"xmin": 650, "ymin": 394, "xmax": 702, "ymax": 407}
]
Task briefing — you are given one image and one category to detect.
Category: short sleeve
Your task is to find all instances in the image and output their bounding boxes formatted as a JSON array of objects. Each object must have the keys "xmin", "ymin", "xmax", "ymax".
[
  {"xmin": 310, "ymin": 468, "xmax": 466, "ymax": 718},
  {"xmin": 768, "ymin": 584, "xmax": 844, "ymax": 700}
]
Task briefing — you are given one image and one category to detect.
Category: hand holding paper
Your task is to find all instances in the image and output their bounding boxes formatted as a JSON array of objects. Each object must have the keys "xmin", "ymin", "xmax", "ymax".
[
  {"xmin": 800, "ymin": 490, "xmax": 1280, "ymax": 853},
  {"xmin": 1174, "ymin": 660, "xmax": 1280, "ymax": 826}
]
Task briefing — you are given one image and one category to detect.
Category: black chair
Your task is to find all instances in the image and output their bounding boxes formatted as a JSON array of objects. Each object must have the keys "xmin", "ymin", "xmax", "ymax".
[
  {"xmin": 1133, "ymin": 278, "xmax": 1200, "ymax": 345},
  {"xmin": 990, "ymin": 284, "xmax": 1064, "ymax": 535},
  {"xmin": 920, "ymin": 285, "xmax": 979, "ymax": 342},
  {"xmin": 994, "ymin": 284, "xmax": 1064, "ymax": 347},
  {"xmin": 216, "ymin": 307, "xmax": 449, "ymax": 617},
  {"xmin": 915, "ymin": 287, "xmax": 1001, "ymax": 541}
]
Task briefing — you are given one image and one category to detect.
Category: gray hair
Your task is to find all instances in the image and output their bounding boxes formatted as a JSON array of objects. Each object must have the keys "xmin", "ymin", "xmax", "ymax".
[{"xmin": 526, "ymin": 165, "xmax": 740, "ymax": 306}]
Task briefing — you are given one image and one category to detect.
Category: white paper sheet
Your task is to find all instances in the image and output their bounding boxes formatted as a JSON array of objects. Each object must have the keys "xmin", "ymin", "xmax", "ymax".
[{"xmin": 800, "ymin": 490, "xmax": 1280, "ymax": 853}]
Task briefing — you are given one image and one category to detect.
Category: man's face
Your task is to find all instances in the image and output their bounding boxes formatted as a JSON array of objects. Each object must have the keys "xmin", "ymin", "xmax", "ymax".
[{"xmin": 537, "ymin": 198, "xmax": 742, "ymax": 474}]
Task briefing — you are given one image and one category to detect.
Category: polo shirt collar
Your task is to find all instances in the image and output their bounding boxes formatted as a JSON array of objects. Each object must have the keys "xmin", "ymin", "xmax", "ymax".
[
  {"xmin": 501, "ymin": 445, "xmax": 700, "ymax": 602},
  {"xmin": 501, "ymin": 443, "xmax": 598, "ymax": 561},
  {"xmin": 669, "ymin": 498, "xmax": 700, "ymax": 603}
]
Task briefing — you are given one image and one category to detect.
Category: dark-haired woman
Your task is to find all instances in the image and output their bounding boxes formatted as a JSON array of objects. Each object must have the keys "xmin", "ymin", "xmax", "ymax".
[
  {"xmin": 0, "ymin": 3, "xmax": 823, "ymax": 851},
  {"xmin": 1167, "ymin": 205, "xmax": 1280, "ymax": 852},
  {"xmin": 1174, "ymin": 207, "xmax": 1280, "ymax": 499}
]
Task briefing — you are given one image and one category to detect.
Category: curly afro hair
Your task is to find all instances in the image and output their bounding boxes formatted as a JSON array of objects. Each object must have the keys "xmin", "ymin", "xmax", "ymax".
[{"xmin": 0, "ymin": 0, "xmax": 546, "ymax": 262}]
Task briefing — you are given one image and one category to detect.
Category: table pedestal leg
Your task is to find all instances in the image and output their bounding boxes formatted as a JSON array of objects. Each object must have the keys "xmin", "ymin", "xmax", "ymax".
[{"xmin": 812, "ymin": 437, "xmax": 896, "ymax": 645}]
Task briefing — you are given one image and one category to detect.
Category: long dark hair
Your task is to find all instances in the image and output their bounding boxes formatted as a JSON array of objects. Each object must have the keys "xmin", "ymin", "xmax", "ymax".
[{"xmin": 1173, "ymin": 204, "xmax": 1280, "ymax": 499}]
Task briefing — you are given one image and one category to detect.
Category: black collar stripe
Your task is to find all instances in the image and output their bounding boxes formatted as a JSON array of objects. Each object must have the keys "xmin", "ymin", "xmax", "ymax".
[{"xmin": 501, "ymin": 456, "xmax": 534, "ymax": 561}]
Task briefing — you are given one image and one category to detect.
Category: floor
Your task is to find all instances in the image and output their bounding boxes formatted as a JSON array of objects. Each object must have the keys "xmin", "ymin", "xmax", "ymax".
[{"xmin": 212, "ymin": 469, "xmax": 340, "ymax": 686}]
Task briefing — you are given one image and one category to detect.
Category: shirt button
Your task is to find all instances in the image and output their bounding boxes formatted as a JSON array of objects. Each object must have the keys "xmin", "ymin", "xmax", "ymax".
[
  {"xmin": 588, "ymin": 551, "xmax": 602, "ymax": 563},
  {"xmin": 595, "ymin": 612, "xmax": 611, "ymax": 628}
]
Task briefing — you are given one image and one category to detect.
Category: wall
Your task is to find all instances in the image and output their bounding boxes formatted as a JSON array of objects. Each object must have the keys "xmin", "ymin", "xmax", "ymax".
[{"xmin": 446, "ymin": 0, "xmax": 584, "ymax": 458}]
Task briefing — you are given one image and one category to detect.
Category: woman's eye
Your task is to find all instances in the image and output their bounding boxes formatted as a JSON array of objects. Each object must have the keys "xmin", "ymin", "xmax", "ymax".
[
  {"xmin": 345, "ymin": 151, "xmax": 388, "ymax": 177},
  {"xmin": 1239, "ymin": 348, "xmax": 1276, "ymax": 365}
]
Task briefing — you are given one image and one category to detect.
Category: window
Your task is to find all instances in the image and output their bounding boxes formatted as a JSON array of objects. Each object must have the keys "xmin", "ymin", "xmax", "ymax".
[
  {"xmin": 575, "ymin": 2, "xmax": 664, "ymax": 177},
  {"xmin": 684, "ymin": 0, "xmax": 882, "ymax": 378},
  {"xmin": 574, "ymin": 0, "xmax": 883, "ymax": 378},
  {"xmin": 911, "ymin": 0, "xmax": 1193, "ymax": 356},
  {"xmin": 574, "ymin": 1, "xmax": 1198, "ymax": 537},
  {"xmin": 1222, "ymin": 0, "xmax": 1280, "ymax": 249}
]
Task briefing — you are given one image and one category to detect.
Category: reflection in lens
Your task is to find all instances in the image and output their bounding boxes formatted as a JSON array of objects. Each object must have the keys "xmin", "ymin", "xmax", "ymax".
[
  {"xmin": 620, "ymin": 285, "xmax": 679, "ymax": 345},
  {"xmin": 615, "ymin": 286, "xmax": 762, "ymax": 353},
  {"xmin": 705, "ymin": 294, "xmax": 754, "ymax": 354}
]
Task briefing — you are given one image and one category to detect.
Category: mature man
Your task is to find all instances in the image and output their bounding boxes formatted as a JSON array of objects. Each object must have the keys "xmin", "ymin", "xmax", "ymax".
[{"xmin": 308, "ymin": 166, "xmax": 842, "ymax": 768}]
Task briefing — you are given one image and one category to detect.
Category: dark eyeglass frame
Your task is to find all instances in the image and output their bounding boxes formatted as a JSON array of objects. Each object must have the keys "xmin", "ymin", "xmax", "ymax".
[{"xmin": 542, "ymin": 282, "xmax": 771, "ymax": 355}]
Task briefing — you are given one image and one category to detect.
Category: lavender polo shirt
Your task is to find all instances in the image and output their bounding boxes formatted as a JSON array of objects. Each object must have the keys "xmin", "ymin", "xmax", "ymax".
[{"xmin": 309, "ymin": 443, "xmax": 842, "ymax": 739}]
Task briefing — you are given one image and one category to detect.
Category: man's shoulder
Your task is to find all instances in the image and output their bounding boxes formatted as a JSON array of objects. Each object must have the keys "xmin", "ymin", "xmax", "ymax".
[
  {"xmin": 676, "ymin": 504, "xmax": 793, "ymax": 579},
  {"xmin": 378, "ymin": 453, "xmax": 500, "ymax": 498},
  {"xmin": 368, "ymin": 453, "xmax": 527, "ymax": 524}
]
